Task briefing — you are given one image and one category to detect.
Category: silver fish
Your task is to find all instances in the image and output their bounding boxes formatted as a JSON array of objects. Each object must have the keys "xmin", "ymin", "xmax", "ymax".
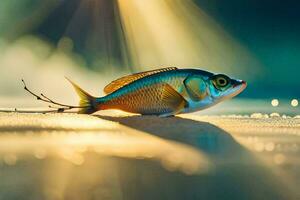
[{"xmin": 68, "ymin": 67, "xmax": 247, "ymax": 117}]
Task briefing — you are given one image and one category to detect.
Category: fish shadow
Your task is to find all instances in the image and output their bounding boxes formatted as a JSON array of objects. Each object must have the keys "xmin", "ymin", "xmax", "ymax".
[
  {"xmin": 97, "ymin": 115, "xmax": 244, "ymax": 160},
  {"xmin": 95, "ymin": 114, "xmax": 294, "ymax": 200}
]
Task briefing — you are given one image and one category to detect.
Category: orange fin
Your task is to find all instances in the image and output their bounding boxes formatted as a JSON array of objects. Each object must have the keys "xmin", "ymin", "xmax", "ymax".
[
  {"xmin": 104, "ymin": 67, "xmax": 178, "ymax": 94},
  {"xmin": 65, "ymin": 77, "xmax": 97, "ymax": 114},
  {"xmin": 159, "ymin": 84, "xmax": 188, "ymax": 116}
]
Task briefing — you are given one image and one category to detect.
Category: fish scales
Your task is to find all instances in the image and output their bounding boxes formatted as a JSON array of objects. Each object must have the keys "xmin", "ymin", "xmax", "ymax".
[
  {"xmin": 67, "ymin": 68, "xmax": 247, "ymax": 116},
  {"xmin": 101, "ymin": 71, "xmax": 187, "ymax": 114}
]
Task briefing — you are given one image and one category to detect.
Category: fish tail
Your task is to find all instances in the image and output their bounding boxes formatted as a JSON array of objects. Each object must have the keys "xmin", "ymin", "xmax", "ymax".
[{"xmin": 66, "ymin": 77, "xmax": 100, "ymax": 114}]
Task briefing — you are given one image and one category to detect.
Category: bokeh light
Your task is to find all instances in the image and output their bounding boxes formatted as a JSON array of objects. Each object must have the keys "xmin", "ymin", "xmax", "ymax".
[
  {"xmin": 291, "ymin": 99, "xmax": 298, "ymax": 107},
  {"xmin": 271, "ymin": 99, "xmax": 279, "ymax": 107}
]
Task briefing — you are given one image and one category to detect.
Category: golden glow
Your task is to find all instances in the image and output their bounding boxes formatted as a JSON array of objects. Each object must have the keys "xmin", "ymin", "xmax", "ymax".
[
  {"xmin": 251, "ymin": 113, "xmax": 263, "ymax": 118},
  {"xmin": 0, "ymin": 35, "xmax": 113, "ymax": 106},
  {"xmin": 117, "ymin": 0, "xmax": 261, "ymax": 77},
  {"xmin": 270, "ymin": 112, "xmax": 280, "ymax": 118},
  {"xmin": 254, "ymin": 142, "xmax": 264, "ymax": 152},
  {"xmin": 0, "ymin": 113, "xmax": 300, "ymax": 198},
  {"xmin": 0, "ymin": 113, "xmax": 211, "ymax": 175},
  {"xmin": 34, "ymin": 148, "xmax": 47, "ymax": 159},
  {"xmin": 265, "ymin": 142, "xmax": 275, "ymax": 152}
]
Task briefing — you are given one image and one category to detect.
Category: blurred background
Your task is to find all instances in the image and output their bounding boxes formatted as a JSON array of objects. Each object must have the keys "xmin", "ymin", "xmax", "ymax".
[
  {"xmin": 0, "ymin": 0, "xmax": 299, "ymax": 114},
  {"xmin": 1, "ymin": 1, "xmax": 300, "ymax": 200}
]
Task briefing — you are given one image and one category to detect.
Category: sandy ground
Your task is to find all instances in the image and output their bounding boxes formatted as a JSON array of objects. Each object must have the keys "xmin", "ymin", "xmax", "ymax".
[{"xmin": 0, "ymin": 111, "xmax": 299, "ymax": 200}]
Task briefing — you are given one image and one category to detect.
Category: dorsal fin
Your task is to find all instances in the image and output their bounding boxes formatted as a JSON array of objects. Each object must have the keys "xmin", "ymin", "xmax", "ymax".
[{"xmin": 104, "ymin": 67, "xmax": 178, "ymax": 94}]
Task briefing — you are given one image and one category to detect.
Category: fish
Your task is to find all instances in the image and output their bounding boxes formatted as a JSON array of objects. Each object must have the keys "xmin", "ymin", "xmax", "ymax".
[{"xmin": 67, "ymin": 67, "xmax": 247, "ymax": 117}]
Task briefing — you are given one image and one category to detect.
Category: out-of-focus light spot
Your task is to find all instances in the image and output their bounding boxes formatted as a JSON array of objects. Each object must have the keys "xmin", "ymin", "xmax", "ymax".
[
  {"xmin": 270, "ymin": 113, "xmax": 280, "ymax": 118},
  {"xmin": 250, "ymin": 113, "xmax": 263, "ymax": 118},
  {"xmin": 274, "ymin": 153, "xmax": 285, "ymax": 165},
  {"xmin": 263, "ymin": 114, "xmax": 269, "ymax": 118},
  {"xmin": 271, "ymin": 99, "xmax": 279, "ymax": 107},
  {"xmin": 291, "ymin": 99, "xmax": 298, "ymax": 107},
  {"xmin": 3, "ymin": 154, "xmax": 17, "ymax": 165},
  {"xmin": 254, "ymin": 142, "xmax": 264, "ymax": 152},
  {"xmin": 60, "ymin": 148, "xmax": 85, "ymax": 165},
  {"xmin": 281, "ymin": 114, "xmax": 291, "ymax": 119},
  {"xmin": 265, "ymin": 142, "xmax": 275, "ymax": 152}
]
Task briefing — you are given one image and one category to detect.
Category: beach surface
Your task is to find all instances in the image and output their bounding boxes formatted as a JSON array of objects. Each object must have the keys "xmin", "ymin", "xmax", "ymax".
[{"xmin": 0, "ymin": 111, "xmax": 299, "ymax": 200}]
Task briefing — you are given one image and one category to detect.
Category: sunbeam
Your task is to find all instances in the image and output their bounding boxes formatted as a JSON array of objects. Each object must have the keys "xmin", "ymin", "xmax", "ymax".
[{"xmin": 117, "ymin": 0, "xmax": 262, "ymax": 79}]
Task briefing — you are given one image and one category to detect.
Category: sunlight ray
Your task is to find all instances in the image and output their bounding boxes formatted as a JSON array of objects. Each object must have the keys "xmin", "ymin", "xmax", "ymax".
[{"xmin": 117, "ymin": 0, "xmax": 262, "ymax": 78}]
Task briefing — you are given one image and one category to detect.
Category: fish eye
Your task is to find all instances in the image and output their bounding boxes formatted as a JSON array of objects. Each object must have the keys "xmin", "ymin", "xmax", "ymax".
[
  {"xmin": 216, "ymin": 77, "xmax": 228, "ymax": 87},
  {"xmin": 212, "ymin": 75, "xmax": 230, "ymax": 90}
]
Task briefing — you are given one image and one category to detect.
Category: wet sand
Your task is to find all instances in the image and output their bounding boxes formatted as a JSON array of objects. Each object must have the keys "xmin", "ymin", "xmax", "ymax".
[{"xmin": 0, "ymin": 112, "xmax": 299, "ymax": 200}]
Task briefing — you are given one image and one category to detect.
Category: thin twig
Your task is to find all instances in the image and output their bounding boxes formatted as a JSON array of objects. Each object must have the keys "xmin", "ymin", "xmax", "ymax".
[
  {"xmin": 48, "ymin": 105, "xmax": 69, "ymax": 113},
  {"xmin": 21, "ymin": 79, "xmax": 86, "ymax": 110},
  {"xmin": 22, "ymin": 79, "xmax": 44, "ymax": 101},
  {"xmin": 0, "ymin": 108, "xmax": 76, "ymax": 114},
  {"xmin": 0, "ymin": 80, "xmax": 85, "ymax": 114},
  {"xmin": 41, "ymin": 93, "xmax": 81, "ymax": 109}
]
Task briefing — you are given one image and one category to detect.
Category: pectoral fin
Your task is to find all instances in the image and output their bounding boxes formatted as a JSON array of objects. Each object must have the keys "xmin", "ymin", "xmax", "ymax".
[
  {"xmin": 183, "ymin": 75, "xmax": 207, "ymax": 102},
  {"xmin": 158, "ymin": 84, "xmax": 188, "ymax": 117}
]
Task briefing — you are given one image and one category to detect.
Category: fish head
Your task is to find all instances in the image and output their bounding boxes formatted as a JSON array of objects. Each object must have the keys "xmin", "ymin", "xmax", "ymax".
[{"xmin": 208, "ymin": 74, "xmax": 247, "ymax": 102}]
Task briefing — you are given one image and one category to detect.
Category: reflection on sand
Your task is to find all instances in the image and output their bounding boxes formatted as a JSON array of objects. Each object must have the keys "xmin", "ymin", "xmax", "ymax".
[
  {"xmin": 0, "ymin": 113, "xmax": 210, "ymax": 174},
  {"xmin": 0, "ymin": 112, "xmax": 299, "ymax": 199}
]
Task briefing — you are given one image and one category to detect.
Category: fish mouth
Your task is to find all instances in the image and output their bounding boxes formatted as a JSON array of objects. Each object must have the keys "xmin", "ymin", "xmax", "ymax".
[
  {"xmin": 231, "ymin": 80, "xmax": 247, "ymax": 97},
  {"xmin": 233, "ymin": 80, "xmax": 247, "ymax": 90},
  {"xmin": 220, "ymin": 80, "xmax": 247, "ymax": 101}
]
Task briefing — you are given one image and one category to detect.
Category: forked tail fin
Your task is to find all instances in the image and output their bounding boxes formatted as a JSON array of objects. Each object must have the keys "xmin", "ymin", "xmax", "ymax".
[{"xmin": 65, "ymin": 77, "xmax": 98, "ymax": 114}]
